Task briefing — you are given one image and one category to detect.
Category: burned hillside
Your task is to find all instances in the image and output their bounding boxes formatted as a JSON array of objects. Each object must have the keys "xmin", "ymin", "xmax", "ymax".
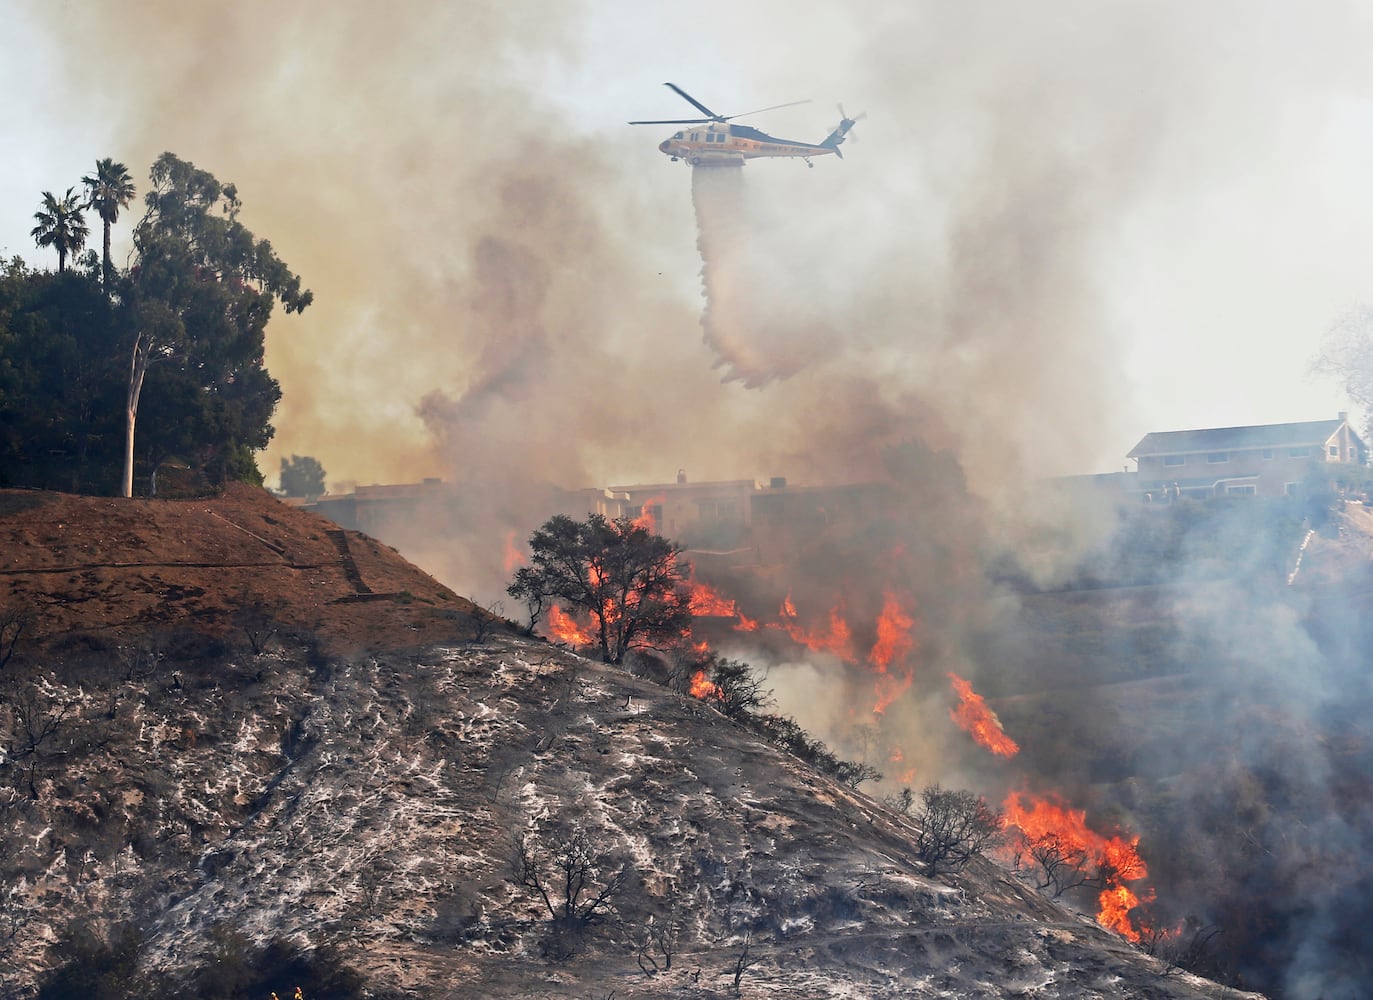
[{"xmin": 0, "ymin": 486, "xmax": 1255, "ymax": 998}]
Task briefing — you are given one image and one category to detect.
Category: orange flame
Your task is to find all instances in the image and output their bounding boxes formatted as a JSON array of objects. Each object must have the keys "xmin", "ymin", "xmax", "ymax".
[
  {"xmin": 947, "ymin": 672, "xmax": 1019, "ymax": 757},
  {"xmin": 503, "ymin": 530, "xmax": 526, "ymax": 575},
  {"xmin": 775, "ymin": 600, "xmax": 857, "ymax": 663},
  {"xmin": 1003, "ymin": 791, "xmax": 1150, "ymax": 940},
  {"xmin": 869, "ymin": 592, "xmax": 914, "ymax": 668},
  {"xmin": 547, "ymin": 604, "xmax": 594, "ymax": 647},
  {"xmin": 872, "ymin": 669, "xmax": 913, "ymax": 716},
  {"xmin": 633, "ymin": 494, "xmax": 665, "ymax": 532},
  {"xmin": 733, "ymin": 611, "xmax": 759, "ymax": 632},
  {"xmin": 869, "ymin": 592, "xmax": 916, "ymax": 714},
  {"xmin": 688, "ymin": 577, "xmax": 740, "ymax": 617},
  {"xmin": 689, "ymin": 669, "xmax": 719, "ymax": 700}
]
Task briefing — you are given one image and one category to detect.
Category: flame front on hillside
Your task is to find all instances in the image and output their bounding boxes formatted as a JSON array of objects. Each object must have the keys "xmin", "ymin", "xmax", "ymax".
[
  {"xmin": 532, "ymin": 531, "xmax": 1159, "ymax": 944},
  {"xmin": 1003, "ymin": 791, "xmax": 1152, "ymax": 941}
]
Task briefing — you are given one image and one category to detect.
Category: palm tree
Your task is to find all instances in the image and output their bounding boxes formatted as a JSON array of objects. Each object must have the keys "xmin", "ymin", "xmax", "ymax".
[
  {"xmin": 30, "ymin": 188, "xmax": 89, "ymax": 273},
  {"xmin": 82, "ymin": 158, "xmax": 136, "ymax": 290}
]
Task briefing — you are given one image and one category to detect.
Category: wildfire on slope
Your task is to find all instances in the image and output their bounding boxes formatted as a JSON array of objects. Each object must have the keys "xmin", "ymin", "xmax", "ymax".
[
  {"xmin": 690, "ymin": 668, "xmax": 720, "ymax": 700},
  {"xmin": 536, "ymin": 548, "xmax": 1162, "ymax": 945},
  {"xmin": 687, "ymin": 574, "xmax": 742, "ymax": 617},
  {"xmin": 869, "ymin": 592, "xmax": 916, "ymax": 714},
  {"xmin": 547, "ymin": 604, "xmax": 595, "ymax": 647},
  {"xmin": 948, "ymin": 672, "xmax": 1019, "ymax": 757},
  {"xmin": 1002, "ymin": 790, "xmax": 1153, "ymax": 941},
  {"xmin": 773, "ymin": 593, "xmax": 859, "ymax": 664}
]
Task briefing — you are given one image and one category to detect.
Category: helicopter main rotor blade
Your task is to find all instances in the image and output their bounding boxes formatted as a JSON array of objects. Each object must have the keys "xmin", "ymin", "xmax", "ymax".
[
  {"xmin": 664, "ymin": 82, "xmax": 722, "ymax": 121},
  {"xmin": 627, "ymin": 117, "xmax": 714, "ymax": 125},
  {"xmin": 724, "ymin": 98, "xmax": 812, "ymax": 121}
]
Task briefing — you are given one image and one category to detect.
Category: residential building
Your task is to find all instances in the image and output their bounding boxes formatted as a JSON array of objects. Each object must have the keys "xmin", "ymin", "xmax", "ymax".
[{"xmin": 1127, "ymin": 412, "xmax": 1366, "ymax": 499}]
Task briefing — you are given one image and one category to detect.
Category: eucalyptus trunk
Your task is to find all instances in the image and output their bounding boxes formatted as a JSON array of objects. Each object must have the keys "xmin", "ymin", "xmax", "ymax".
[{"xmin": 122, "ymin": 334, "xmax": 151, "ymax": 499}]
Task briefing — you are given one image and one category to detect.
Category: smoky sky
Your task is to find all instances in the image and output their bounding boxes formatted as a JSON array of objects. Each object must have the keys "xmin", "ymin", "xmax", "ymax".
[
  {"xmin": 24, "ymin": 5, "xmax": 1373, "ymax": 989},
  {"xmin": 22, "ymin": 0, "xmax": 1373, "ymax": 509}
]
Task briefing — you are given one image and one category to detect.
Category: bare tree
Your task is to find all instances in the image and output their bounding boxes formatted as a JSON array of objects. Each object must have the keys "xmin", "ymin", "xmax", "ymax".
[
  {"xmin": 883, "ymin": 786, "xmax": 916, "ymax": 815},
  {"xmin": 4, "ymin": 675, "xmax": 76, "ymax": 798},
  {"xmin": 1016, "ymin": 832, "xmax": 1111, "ymax": 899},
  {"xmin": 232, "ymin": 595, "xmax": 278, "ymax": 656},
  {"xmin": 635, "ymin": 914, "xmax": 680, "ymax": 976},
  {"xmin": 693, "ymin": 655, "xmax": 772, "ymax": 720},
  {"xmin": 515, "ymin": 823, "xmax": 628, "ymax": 928},
  {"xmin": 1143, "ymin": 917, "xmax": 1223, "ymax": 979},
  {"xmin": 0, "ymin": 605, "xmax": 29, "ymax": 674},
  {"xmin": 468, "ymin": 600, "xmax": 505, "ymax": 644},
  {"xmin": 728, "ymin": 932, "xmax": 762, "ymax": 995},
  {"xmin": 513, "ymin": 588, "xmax": 546, "ymax": 636},
  {"xmin": 833, "ymin": 759, "xmax": 883, "ymax": 790},
  {"xmin": 913, "ymin": 785, "xmax": 1004, "ymax": 876},
  {"xmin": 116, "ymin": 637, "xmax": 164, "ymax": 683}
]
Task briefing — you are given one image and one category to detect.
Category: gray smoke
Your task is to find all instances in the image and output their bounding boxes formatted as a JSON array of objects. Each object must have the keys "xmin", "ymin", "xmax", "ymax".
[{"xmin": 22, "ymin": 2, "xmax": 1373, "ymax": 991}]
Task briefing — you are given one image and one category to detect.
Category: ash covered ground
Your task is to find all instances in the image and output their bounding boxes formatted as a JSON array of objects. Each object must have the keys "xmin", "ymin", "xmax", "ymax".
[{"xmin": 0, "ymin": 486, "xmax": 1255, "ymax": 999}]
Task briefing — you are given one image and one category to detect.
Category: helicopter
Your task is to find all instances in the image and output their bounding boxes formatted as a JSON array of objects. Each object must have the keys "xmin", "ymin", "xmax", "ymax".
[{"xmin": 629, "ymin": 82, "xmax": 861, "ymax": 168}]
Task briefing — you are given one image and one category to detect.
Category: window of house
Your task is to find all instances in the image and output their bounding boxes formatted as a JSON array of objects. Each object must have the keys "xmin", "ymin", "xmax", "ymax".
[
  {"xmin": 1261, "ymin": 449, "xmax": 1274, "ymax": 460},
  {"xmin": 1163, "ymin": 455, "xmax": 1185, "ymax": 467},
  {"xmin": 1226, "ymin": 484, "xmax": 1256, "ymax": 495},
  {"xmin": 1329, "ymin": 445, "xmax": 1340, "ymax": 458},
  {"xmin": 1285, "ymin": 482, "xmax": 1300, "ymax": 495},
  {"xmin": 1288, "ymin": 447, "xmax": 1310, "ymax": 458},
  {"xmin": 695, "ymin": 499, "xmax": 740, "ymax": 522},
  {"xmin": 1207, "ymin": 452, "xmax": 1229, "ymax": 464}
]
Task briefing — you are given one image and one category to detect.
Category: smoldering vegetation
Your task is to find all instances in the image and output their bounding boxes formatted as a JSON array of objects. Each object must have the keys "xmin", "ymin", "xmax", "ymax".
[{"xmin": 980, "ymin": 493, "xmax": 1373, "ymax": 996}]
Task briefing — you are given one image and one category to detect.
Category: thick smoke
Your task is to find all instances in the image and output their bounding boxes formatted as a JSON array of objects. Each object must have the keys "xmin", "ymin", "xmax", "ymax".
[{"xmin": 24, "ymin": 2, "xmax": 1373, "ymax": 993}]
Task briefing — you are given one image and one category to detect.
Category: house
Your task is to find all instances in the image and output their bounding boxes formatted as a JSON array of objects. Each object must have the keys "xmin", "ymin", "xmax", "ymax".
[{"xmin": 1127, "ymin": 412, "xmax": 1367, "ymax": 500}]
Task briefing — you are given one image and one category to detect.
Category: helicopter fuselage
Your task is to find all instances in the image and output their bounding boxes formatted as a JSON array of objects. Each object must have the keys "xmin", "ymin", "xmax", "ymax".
[
  {"xmin": 658, "ymin": 121, "xmax": 839, "ymax": 166},
  {"xmin": 630, "ymin": 83, "xmax": 856, "ymax": 167}
]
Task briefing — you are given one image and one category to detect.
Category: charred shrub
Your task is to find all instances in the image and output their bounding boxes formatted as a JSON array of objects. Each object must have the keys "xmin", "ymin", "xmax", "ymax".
[
  {"xmin": 913, "ymin": 784, "xmax": 1004, "ymax": 876},
  {"xmin": 0, "ymin": 602, "xmax": 31, "ymax": 674},
  {"xmin": 429, "ymin": 885, "xmax": 486, "ymax": 945},
  {"xmin": 743, "ymin": 712, "xmax": 881, "ymax": 789},
  {"xmin": 514, "ymin": 819, "xmax": 631, "ymax": 960}
]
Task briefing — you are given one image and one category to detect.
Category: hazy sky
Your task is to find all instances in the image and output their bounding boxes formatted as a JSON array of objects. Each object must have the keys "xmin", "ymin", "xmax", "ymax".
[{"xmin": 3, "ymin": 0, "xmax": 1371, "ymax": 489}]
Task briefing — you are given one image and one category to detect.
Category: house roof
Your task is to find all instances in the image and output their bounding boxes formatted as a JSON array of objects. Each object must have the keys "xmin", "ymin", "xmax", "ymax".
[{"xmin": 1127, "ymin": 418, "xmax": 1351, "ymax": 459}]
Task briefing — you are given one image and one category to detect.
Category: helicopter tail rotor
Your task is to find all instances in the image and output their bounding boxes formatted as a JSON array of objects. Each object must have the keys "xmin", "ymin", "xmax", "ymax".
[{"xmin": 821, "ymin": 104, "xmax": 865, "ymax": 153}]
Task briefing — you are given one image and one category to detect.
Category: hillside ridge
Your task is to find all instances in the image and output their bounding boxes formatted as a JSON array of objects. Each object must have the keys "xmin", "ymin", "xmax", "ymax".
[{"xmin": 0, "ymin": 487, "xmax": 1259, "ymax": 997}]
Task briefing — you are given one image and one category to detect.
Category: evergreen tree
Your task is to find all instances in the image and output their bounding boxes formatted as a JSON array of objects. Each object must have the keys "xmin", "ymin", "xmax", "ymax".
[
  {"xmin": 121, "ymin": 152, "xmax": 312, "ymax": 496},
  {"xmin": 508, "ymin": 513, "xmax": 694, "ymax": 664}
]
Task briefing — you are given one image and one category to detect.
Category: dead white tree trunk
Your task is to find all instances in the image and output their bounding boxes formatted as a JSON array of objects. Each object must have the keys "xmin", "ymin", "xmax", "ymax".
[{"xmin": 122, "ymin": 333, "xmax": 151, "ymax": 499}]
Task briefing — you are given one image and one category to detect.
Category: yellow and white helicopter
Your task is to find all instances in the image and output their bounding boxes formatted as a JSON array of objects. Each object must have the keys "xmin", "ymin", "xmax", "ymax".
[{"xmin": 630, "ymin": 82, "xmax": 861, "ymax": 168}]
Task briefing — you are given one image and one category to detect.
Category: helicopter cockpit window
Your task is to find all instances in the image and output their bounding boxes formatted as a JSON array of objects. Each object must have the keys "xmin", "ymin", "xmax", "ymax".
[{"xmin": 673, "ymin": 131, "xmax": 683, "ymax": 140}]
